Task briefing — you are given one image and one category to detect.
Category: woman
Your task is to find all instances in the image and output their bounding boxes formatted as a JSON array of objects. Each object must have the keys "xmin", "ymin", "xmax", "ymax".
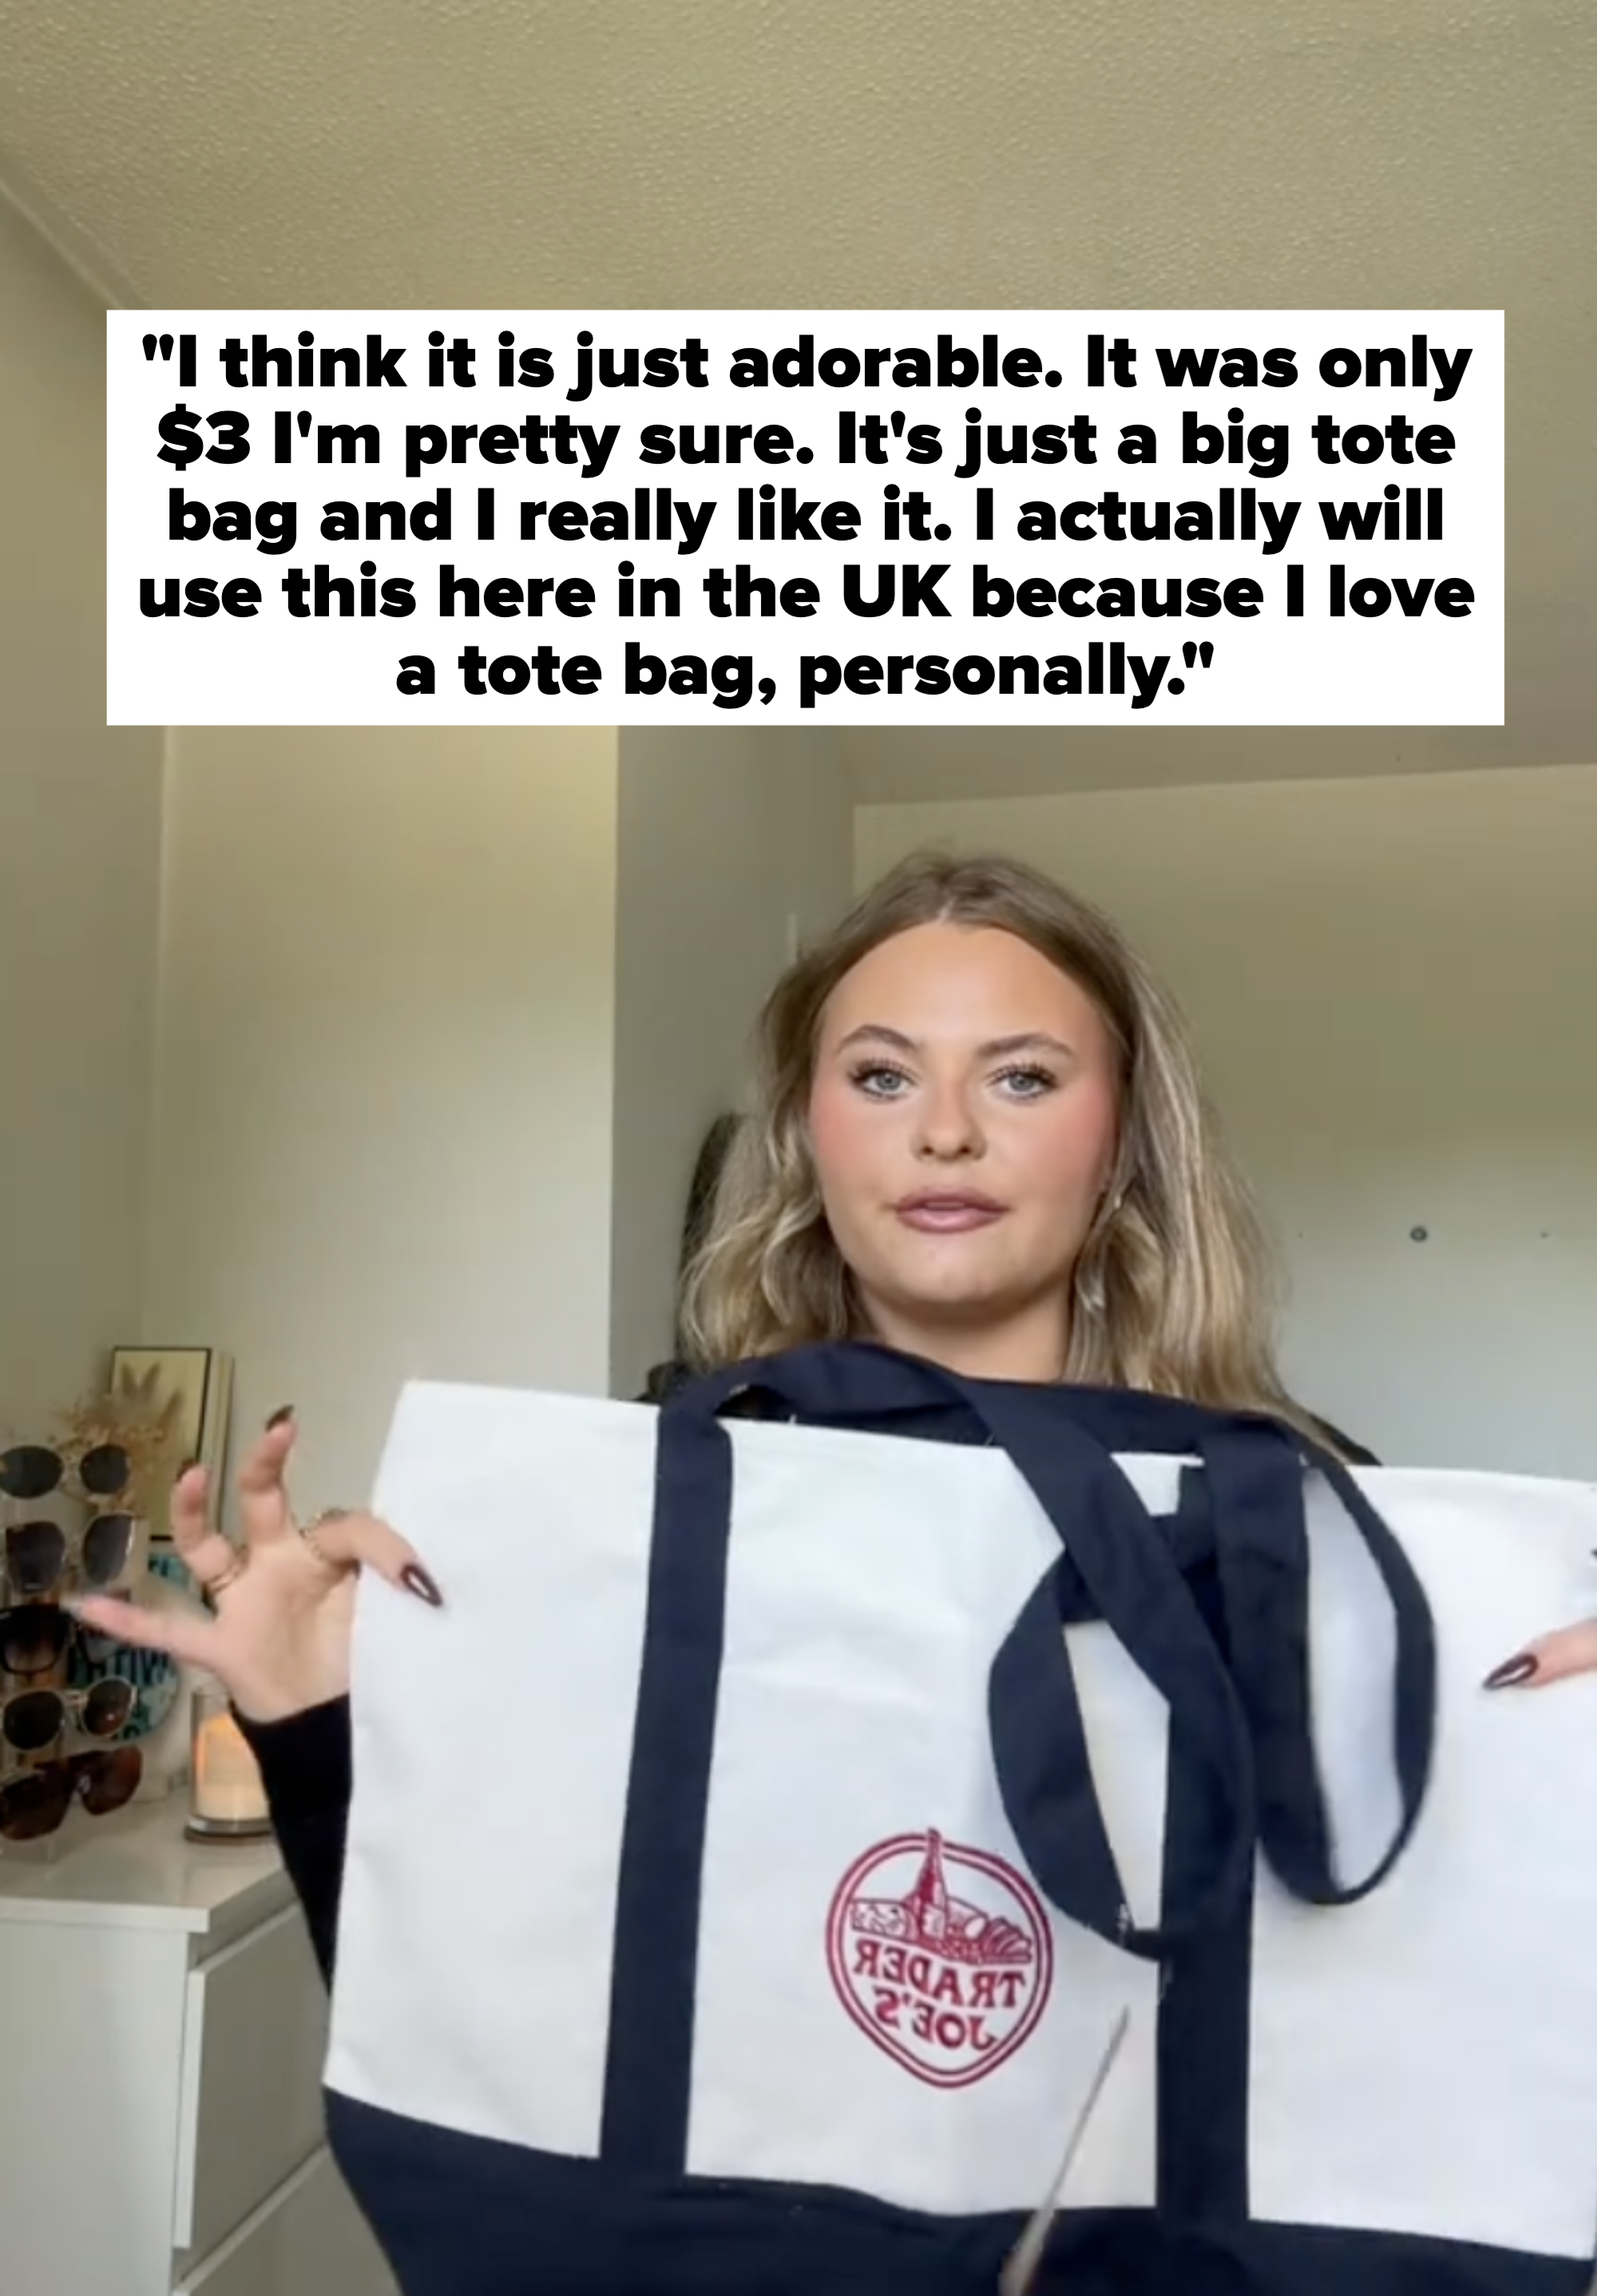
[{"xmin": 75, "ymin": 853, "xmax": 1588, "ymax": 1995}]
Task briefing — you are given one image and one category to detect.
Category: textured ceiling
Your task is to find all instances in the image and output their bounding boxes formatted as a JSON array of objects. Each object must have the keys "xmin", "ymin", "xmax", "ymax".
[{"xmin": 0, "ymin": 0, "xmax": 1590, "ymax": 794}]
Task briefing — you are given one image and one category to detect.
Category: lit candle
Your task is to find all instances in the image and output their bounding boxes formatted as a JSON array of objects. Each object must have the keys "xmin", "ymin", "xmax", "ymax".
[{"xmin": 188, "ymin": 1687, "xmax": 271, "ymax": 1835}]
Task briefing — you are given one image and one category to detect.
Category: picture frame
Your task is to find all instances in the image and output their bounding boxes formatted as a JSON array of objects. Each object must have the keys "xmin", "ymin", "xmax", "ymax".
[{"xmin": 106, "ymin": 1346, "xmax": 235, "ymax": 1541}]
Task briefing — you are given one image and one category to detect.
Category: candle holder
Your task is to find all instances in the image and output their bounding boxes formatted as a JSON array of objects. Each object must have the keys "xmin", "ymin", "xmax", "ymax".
[{"xmin": 184, "ymin": 1683, "xmax": 271, "ymax": 1841}]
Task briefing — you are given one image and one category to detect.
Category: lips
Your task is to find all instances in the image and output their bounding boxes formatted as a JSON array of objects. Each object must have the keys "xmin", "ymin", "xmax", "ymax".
[{"xmin": 894, "ymin": 1192, "xmax": 1006, "ymax": 1233}]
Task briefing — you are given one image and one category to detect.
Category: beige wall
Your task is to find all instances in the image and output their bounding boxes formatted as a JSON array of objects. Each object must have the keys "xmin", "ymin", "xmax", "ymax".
[
  {"xmin": 142, "ymin": 730, "xmax": 620, "ymax": 1520},
  {"xmin": 138, "ymin": 723, "xmax": 854, "ymax": 1508},
  {"xmin": 608, "ymin": 729, "xmax": 853, "ymax": 1399},
  {"xmin": 858, "ymin": 767, "xmax": 1597, "ymax": 1478},
  {"xmin": 0, "ymin": 196, "xmax": 164, "ymax": 1429},
  {"xmin": 1, "ymin": 173, "xmax": 1582, "ymax": 1496}
]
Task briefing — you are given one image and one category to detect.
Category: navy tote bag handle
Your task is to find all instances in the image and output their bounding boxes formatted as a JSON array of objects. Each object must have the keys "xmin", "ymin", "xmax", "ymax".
[
  {"xmin": 997, "ymin": 1410, "xmax": 1437, "ymax": 1933},
  {"xmin": 665, "ymin": 1344, "xmax": 1261, "ymax": 1961},
  {"xmin": 1196, "ymin": 1420, "xmax": 1436, "ymax": 1905}
]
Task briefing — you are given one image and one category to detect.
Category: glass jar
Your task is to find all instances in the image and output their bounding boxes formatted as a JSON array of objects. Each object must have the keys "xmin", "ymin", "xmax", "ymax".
[{"xmin": 185, "ymin": 1682, "xmax": 271, "ymax": 1839}]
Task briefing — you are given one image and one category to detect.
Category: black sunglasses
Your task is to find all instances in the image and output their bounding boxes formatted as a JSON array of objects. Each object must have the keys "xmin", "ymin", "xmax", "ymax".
[
  {"xmin": 4, "ymin": 1514, "xmax": 137, "ymax": 1601},
  {"xmin": 0, "ymin": 1442, "xmax": 131, "ymax": 1504},
  {"xmin": 0, "ymin": 1604, "xmax": 76, "ymax": 1679},
  {"xmin": 0, "ymin": 1745, "xmax": 142, "ymax": 1842}
]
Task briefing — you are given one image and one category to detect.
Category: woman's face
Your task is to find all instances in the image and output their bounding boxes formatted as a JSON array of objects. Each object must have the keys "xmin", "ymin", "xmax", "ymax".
[{"xmin": 807, "ymin": 922, "xmax": 1121, "ymax": 1372}]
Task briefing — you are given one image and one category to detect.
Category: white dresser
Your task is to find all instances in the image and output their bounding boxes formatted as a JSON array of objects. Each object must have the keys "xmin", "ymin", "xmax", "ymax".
[{"xmin": 0, "ymin": 1794, "xmax": 398, "ymax": 2296}]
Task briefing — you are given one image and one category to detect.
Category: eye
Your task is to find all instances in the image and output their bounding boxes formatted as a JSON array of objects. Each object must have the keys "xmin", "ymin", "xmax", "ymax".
[
  {"xmin": 847, "ymin": 1061, "xmax": 913, "ymax": 1099},
  {"xmin": 992, "ymin": 1064, "xmax": 1058, "ymax": 1100}
]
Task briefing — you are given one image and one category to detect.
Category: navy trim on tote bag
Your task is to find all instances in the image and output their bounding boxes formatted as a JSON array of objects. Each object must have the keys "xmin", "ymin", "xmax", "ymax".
[
  {"xmin": 598, "ymin": 1362, "xmax": 736, "ymax": 2173},
  {"xmin": 327, "ymin": 2079, "xmax": 1597, "ymax": 2296}
]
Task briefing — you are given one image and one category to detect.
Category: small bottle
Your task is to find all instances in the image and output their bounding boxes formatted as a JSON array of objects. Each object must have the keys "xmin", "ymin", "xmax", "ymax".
[{"xmin": 906, "ymin": 1829, "xmax": 950, "ymax": 1942}]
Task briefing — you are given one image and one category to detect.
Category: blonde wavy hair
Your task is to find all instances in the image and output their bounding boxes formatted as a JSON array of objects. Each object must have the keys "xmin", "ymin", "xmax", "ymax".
[{"xmin": 679, "ymin": 849, "xmax": 1315, "ymax": 1431}]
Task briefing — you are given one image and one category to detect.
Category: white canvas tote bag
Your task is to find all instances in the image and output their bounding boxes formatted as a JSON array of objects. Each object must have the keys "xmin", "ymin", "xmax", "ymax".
[{"xmin": 322, "ymin": 1344, "xmax": 1597, "ymax": 2296}]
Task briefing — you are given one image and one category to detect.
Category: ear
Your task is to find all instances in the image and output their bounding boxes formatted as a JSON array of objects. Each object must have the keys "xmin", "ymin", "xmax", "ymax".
[{"xmin": 1095, "ymin": 1164, "xmax": 1127, "ymax": 1220}]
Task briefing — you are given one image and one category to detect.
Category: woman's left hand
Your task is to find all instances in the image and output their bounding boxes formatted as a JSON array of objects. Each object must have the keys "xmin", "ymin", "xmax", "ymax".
[{"xmin": 1485, "ymin": 1617, "xmax": 1597, "ymax": 1690}]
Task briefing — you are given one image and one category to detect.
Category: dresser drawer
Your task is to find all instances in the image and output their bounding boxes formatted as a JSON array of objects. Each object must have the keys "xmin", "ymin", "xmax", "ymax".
[
  {"xmin": 175, "ymin": 1904, "xmax": 329, "ymax": 2259},
  {"xmin": 176, "ymin": 2146, "xmax": 396, "ymax": 2296}
]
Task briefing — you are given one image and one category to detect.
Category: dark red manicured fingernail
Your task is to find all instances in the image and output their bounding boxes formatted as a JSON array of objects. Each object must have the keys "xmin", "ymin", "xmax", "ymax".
[
  {"xmin": 401, "ymin": 1565, "xmax": 443, "ymax": 1608},
  {"xmin": 265, "ymin": 1405, "xmax": 295, "ymax": 1429},
  {"xmin": 1483, "ymin": 1653, "xmax": 1539, "ymax": 1689}
]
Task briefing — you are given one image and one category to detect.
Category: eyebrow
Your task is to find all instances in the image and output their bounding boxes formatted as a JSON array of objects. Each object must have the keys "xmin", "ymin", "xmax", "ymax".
[{"xmin": 834, "ymin": 1025, "xmax": 1076, "ymax": 1061}]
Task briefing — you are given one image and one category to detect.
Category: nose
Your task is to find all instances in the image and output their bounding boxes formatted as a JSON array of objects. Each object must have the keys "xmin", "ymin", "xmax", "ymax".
[{"xmin": 912, "ymin": 1077, "xmax": 985, "ymax": 1162}]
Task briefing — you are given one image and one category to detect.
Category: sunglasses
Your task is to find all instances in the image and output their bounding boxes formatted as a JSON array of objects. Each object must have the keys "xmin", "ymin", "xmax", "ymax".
[
  {"xmin": 0, "ymin": 1603, "xmax": 76, "ymax": 1679},
  {"xmin": 0, "ymin": 1442, "xmax": 131, "ymax": 1505},
  {"xmin": 0, "ymin": 1676, "xmax": 134, "ymax": 1755},
  {"xmin": 0, "ymin": 1744, "xmax": 142, "ymax": 1842},
  {"xmin": 1, "ymin": 1443, "xmax": 137, "ymax": 1603},
  {"xmin": 5, "ymin": 1514, "xmax": 137, "ymax": 1600}
]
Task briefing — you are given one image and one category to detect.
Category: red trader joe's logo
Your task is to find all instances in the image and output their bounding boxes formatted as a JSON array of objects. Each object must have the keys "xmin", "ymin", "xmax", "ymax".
[{"xmin": 826, "ymin": 1829, "xmax": 1053, "ymax": 2087}]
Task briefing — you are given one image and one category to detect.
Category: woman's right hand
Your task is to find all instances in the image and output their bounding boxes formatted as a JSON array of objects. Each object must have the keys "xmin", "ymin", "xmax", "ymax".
[{"xmin": 71, "ymin": 1412, "xmax": 442, "ymax": 1725}]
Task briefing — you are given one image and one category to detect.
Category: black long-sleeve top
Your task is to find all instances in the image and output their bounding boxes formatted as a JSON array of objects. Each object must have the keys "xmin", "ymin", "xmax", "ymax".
[{"xmin": 240, "ymin": 1692, "xmax": 352, "ymax": 1983}]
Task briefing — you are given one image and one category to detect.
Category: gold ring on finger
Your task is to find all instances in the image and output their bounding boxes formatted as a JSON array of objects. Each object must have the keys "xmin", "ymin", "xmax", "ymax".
[
  {"xmin": 206, "ymin": 1549, "xmax": 247, "ymax": 1601},
  {"xmin": 300, "ymin": 1506, "xmax": 353, "ymax": 1568}
]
